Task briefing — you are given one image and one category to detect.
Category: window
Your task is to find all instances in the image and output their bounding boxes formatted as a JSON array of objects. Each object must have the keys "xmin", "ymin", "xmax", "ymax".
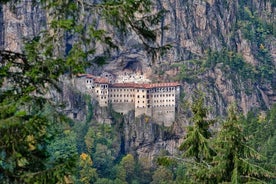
[
  {"xmin": 138, "ymin": 101, "xmax": 140, "ymax": 103},
  {"xmin": 137, "ymin": 95, "xmax": 140, "ymax": 98},
  {"xmin": 143, "ymin": 95, "xmax": 145, "ymax": 98}
]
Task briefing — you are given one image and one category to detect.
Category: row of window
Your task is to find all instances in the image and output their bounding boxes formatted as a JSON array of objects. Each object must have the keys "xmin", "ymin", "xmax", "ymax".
[
  {"xmin": 98, "ymin": 96, "xmax": 175, "ymax": 103},
  {"xmin": 109, "ymin": 87, "xmax": 175, "ymax": 93},
  {"xmin": 108, "ymin": 94, "xmax": 175, "ymax": 99},
  {"xmin": 153, "ymin": 94, "xmax": 174, "ymax": 97},
  {"xmin": 96, "ymin": 90, "xmax": 108, "ymax": 94},
  {"xmin": 153, "ymin": 99, "xmax": 174, "ymax": 103},
  {"xmin": 109, "ymin": 99, "xmax": 134, "ymax": 103},
  {"xmin": 136, "ymin": 104, "xmax": 175, "ymax": 108},
  {"xmin": 153, "ymin": 104, "xmax": 175, "ymax": 107},
  {"xmin": 149, "ymin": 87, "xmax": 175, "ymax": 93},
  {"xmin": 109, "ymin": 88, "xmax": 135, "ymax": 92},
  {"xmin": 109, "ymin": 94, "xmax": 135, "ymax": 98}
]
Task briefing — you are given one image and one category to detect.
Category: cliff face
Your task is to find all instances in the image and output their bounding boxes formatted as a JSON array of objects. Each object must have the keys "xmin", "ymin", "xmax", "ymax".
[{"xmin": 1, "ymin": 0, "xmax": 275, "ymax": 161}]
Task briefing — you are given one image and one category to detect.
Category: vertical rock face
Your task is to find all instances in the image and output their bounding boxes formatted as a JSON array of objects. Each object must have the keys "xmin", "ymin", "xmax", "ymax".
[
  {"xmin": 0, "ymin": 5, "xmax": 4, "ymax": 50},
  {"xmin": 1, "ymin": 0, "xmax": 275, "ymax": 161},
  {"xmin": 1, "ymin": 1, "xmax": 46, "ymax": 52}
]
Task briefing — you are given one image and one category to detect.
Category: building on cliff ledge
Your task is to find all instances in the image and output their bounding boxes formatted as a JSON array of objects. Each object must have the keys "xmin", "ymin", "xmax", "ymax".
[{"xmin": 76, "ymin": 74, "xmax": 181, "ymax": 126}]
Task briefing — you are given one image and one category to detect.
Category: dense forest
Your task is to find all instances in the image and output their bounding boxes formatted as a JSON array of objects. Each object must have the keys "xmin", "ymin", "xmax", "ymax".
[{"xmin": 0, "ymin": 0, "xmax": 275, "ymax": 183}]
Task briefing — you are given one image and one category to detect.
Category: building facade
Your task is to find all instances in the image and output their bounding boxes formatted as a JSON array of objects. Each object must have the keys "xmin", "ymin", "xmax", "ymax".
[{"xmin": 76, "ymin": 74, "xmax": 181, "ymax": 126}]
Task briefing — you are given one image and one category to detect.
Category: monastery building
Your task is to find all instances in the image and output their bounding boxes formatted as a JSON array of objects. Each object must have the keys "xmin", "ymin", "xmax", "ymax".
[{"xmin": 76, "ymin": 73, "xmax": 180, "ymax": 126}]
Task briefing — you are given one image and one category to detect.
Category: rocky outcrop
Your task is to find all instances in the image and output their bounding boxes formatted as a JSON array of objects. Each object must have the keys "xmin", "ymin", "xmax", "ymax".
[
  {"xmin": 1, "ymin": 0, "xmax": 275, "ymax": 162},
  {"xmin": 1, "ymin": 1, "xmax": 45, "ymax": 52}
]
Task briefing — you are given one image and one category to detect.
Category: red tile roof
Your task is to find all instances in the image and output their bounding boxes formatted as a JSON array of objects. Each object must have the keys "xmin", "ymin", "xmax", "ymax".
[
  {"xmin": 78, "ymin": 73, "xmax": 181, "ymax": 87},
  {"xmin": 94, "ymin": 77, "xmax": 109, "ymax": 84},
  {"xmin": 111, "ymin": 82, "xmax": 180, "ymax": 89}
]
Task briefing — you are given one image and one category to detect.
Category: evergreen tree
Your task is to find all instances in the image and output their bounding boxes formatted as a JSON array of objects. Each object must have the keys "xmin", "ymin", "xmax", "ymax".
[
  {"xmin": 0, "ymin": 0, "xmax": 167, "ymax": 183},
  {"xmin": 179, "ymin": 93, "xmax": 215, "ymax": 162},
  {"xmin": 179, "ymin": 92, "xmax": 215, "ymax": 183},
  {"xmin": 210, "ymin": 106, "xmax": 273, "ymax": 183}
]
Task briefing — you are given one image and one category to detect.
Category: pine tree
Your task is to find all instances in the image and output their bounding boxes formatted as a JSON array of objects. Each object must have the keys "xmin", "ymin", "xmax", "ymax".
[
  {"xmin": 179, "ymin": 93, "xmax": 215, "ymax": 162},
  {"xmin": 0, "ymin": 0, "xmax": 167, "ymax": 183},
  {"xmin": 179, "ymin": 92, "xmax": 215, "ymax": 183},
  {"xmin": 210, "ymin": 105, "xmax": 273, "ymax": 183}
]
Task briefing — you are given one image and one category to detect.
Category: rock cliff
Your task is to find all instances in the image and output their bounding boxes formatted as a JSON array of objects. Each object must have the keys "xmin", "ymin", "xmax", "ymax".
[{"xmin": 1, "ymin": 0, "xmax": 275, "ymax": 161}]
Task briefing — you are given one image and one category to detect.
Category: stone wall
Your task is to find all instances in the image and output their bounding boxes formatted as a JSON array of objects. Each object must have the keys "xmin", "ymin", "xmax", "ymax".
[
  {"xmin": 0, "ymin": 5, "xmax": 4, "ymax": 49},
  {"xmin": 152, "ymin": 106, "xmax": 176, "ymax": 126},
  {"xmin": 112, "ymin": 103, "xmax": 135, "ymax": 115}
]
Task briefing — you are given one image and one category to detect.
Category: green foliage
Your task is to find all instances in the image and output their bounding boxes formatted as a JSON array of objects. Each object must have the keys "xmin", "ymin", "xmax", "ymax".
[
  {"xmin": 209, "ymin": 106, "xmax": 273, "ymax": 183},
  {"xmin": 0, "ymin": 0, "xmax": 167, "ymax": 182},
  {"xmin": 120, "ymin": 153, "xmax": 135, "ymax": 181},
  {"xmin": 83, "ymin": 123, "xmax": 118, "ymax": 178},
  {"xmin": 47, "ymin": 130, "xmax": 78, "ymax": 165},
  {"xmin": 151, "ymin": 166, "xmax": 174, "ymax": 184},
  {"xmin": 205, "ymin": 49, "xmax": 256, "ymax": 81},
  {"xmin": 172, "ymin": 59, "xmax": 206, "ymax": 83},
  {"xmin": 157, "ymin": 157, "xmax": 177, "ymax": 168},
  {"xmin": 179, "ymin": 92, "xmax": 215, "ymax": 162},
  {"xmin": 236, "ymin": 3, "xmax": 275, "ymax": 82},
  {"xmin": 79, "ymin": 153, "xmax": 98, "ymax": 184},
  {"xmin": 241, "ymin": 105, "xmax": 276, "ymax": 183}
]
